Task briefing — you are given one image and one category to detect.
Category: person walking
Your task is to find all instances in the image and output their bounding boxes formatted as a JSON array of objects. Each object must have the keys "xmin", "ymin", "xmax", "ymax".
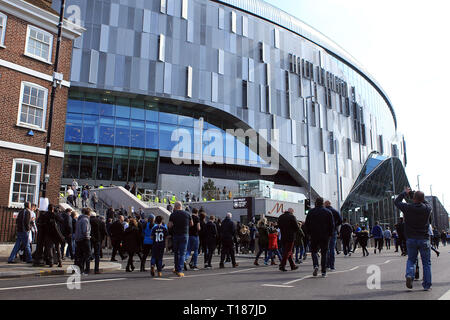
[
  {"xmin": 351, "ymin": 224, "xmax": 361, "ymax": 253},
  {"xmin": 60, "ymin": 208, "xmax": 74, "ymax": 260},
  {"xmin": 185, "ymin": 208, "xmax": 201, "ymax": 270},
  {"xmin": 428, "ymin": 224, "xmax": 440, "ymax": 257},
  {"xmin": 67, "ymin": 186, "xmax": 74, "ymax": 207},
  {"xmin": 151, "ymin": 216, "xmax": 168, "ymax": 277},
  {"xmin": 98, "ymin": 216, "xmax": 107, "ymax": 259},
  {"xmin": 249, "ymin": 222, "xmax": 257, "ymax": 254},
  {"xmin": 8, "ymin": 201, "xmax": 33, "ymax": 264},
  {"xmin": 89, "ymin": 212, "xmax": 102, "ymax": 274},
  {"xmin": 384, "ymin": 227, "xmax": 392, "ymax": 250},
  {"xmin": 219, "ymin": 213, "xmax": 238, "ymax": 268},
  {"xmin": 340, "ymin": 219, "xmax": 353, "ymax": 256},
  {"xmin": 45, "ymin": 205, "xmax": 65, "ymax": 268},
  {"xmin": 371, "ymin": 221, "xmax": 384, "ymax": 254},
  {"xmin": 294, "ymin": 222, "xmax": 305, "ymax": 264},
  {"xmin": 123, "ymin": 218, "xmax": 142, "ymax": 272},
  {"xmin": 74, "ymin": 208, "xmax": 92, "ymax": 274},
  {"xmin": 277, "ymin": 208, "xmax": 301, "ymax": 272},
  {"xmin": 141, "ymin": 214, "xmax": 155, "ymax": 272},
  {"xmin": 304, "ymin": 197, "xmax": 334, "ymax": 277},
  {"xmin": 81, "ymin": 188, "xmax": 89, "ymax": 208},
  {"xmin": 264, "ymin": 226, "xmax": 283, "ymax": 265},
  {"xmin": 204, "ymin": 215, "xmax": 218, "ymax": 269},
  {"xmin": 394, "ymin": 188, "xmax": 432, "ymax": 291},
  {"xmin": 357, "ymin": 226, "xmax": 370, "ymax": 257},
  {"xmin": 395, "ymin": 218, "xmax": 407, "ymax": 256},
  {"xmin": 324, "ymin": 201, "xmax": 342, "ymax": 271},
  {"xmin": 106, "ymin": 207, "xmax": 115, "ymax": 221},
  {"xmin": 168, "ymin": 201, "xmax": 193, "ymax": 277},
  {"xmin": 110, "ymin": 215, "xmax": 127, "ymax": 261},
  {"xmin": 432, "ymin": 227, "xmax": 440, "ymax": 249},
  {"xmin": 441, "ymin": 230, "xmax": 447, "ymax": 247},
  {"xmin": 254, "ymin": 218, "xmax": 269, "ymax": 266},
  {"xmin": 91, "ymin": 192, "xmax": 98, "ymax": 211},
  {"xmin": 199, "ymin": 212, "xmax": 207, "ymax": 262}
]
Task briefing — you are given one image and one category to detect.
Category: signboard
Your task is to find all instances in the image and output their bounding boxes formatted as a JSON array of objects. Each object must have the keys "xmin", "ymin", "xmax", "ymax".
[
  {"xmin": 233, "ymin": 197, "xmax": 255, "ymax": 223},
  {"xmin": 233, "ymin": 197, "xmax": 250, "ymax": 209}
]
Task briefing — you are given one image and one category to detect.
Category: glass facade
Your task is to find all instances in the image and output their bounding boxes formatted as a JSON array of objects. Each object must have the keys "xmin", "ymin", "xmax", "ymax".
[
  {"xmin": 63, "ymin": 91, "xmax": 265, "ymax": 186},
  {"xmin": 341, "ymin": 154, "xmax": 410, "ymax": 230}
]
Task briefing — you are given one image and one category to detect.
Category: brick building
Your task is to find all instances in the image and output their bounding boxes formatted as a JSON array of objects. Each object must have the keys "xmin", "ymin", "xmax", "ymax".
[{"xmin": 0, "ymin": 0, "xmax": 83, "ymax": 208}]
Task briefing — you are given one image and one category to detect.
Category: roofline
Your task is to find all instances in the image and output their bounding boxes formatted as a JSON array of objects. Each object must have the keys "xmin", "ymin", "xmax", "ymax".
[{"xmin": 213, "ymin": 0, "xmax": 397, "ymax": 129}]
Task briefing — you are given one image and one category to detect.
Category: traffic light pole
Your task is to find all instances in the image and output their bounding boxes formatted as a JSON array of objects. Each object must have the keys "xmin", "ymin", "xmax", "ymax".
[{"xmin": 41, "ymin": 0, "xmax": 66, "ymax": 200}]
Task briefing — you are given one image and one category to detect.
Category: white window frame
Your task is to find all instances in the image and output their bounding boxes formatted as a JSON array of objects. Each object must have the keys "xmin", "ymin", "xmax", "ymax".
[
  {"xmin": 24, "ymin": 25, "xmax": 53, "ymax": 64},
  {"xmin": 0, "ymin": 12, "xmax": 7, "ymax": 47},
  {"xmin": 9, "ymin": 159, "xmax": 41, "ymax": 208},
  {"xmin": 17, "ymin": 81, "xmax": 48, "ymax": 131}
]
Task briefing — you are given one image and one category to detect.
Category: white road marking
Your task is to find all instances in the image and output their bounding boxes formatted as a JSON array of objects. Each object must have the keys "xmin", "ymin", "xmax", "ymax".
[
  {"xmin": 283, "ymin": 275, "xmax": 314, "ymax": 285},
  {"xmin": 438, "ymin": 289, "xmax": 450, "ymax": 300},
  {"xmin": 169, "ymin": 267, "xmax": 257, "ymax": 279},
  {"xmin": 0, "ymin": 278, "xmax": 127, "ymax": 291},
  {"xmin": 261, "ymin": 284, "xmax": 294, "ymax": 288},
  {"xmin": 152, "ymin": 278, "xmax": 173, "ymax": 281},
  {"xmin": 281, "ymin": 259, "xmax": 397, "ymax": 286}
]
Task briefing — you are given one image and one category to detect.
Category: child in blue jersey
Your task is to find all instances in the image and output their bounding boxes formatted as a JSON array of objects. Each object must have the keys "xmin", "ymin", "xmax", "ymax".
[{"xmin": 151, "ymin": 216, "xmax": 168, "ymax": 277}]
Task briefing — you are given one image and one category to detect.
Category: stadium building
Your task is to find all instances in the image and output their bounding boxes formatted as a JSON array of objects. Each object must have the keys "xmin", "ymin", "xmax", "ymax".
[{"xmin": 55, "ymin": 0, "xmax": 410, "ymax": 226}]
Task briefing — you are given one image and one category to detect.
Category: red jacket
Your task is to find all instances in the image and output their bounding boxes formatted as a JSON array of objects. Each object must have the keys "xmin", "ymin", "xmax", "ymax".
[{"xmin": 268, "ymin": 233, "xmax": 278, "ymax": 250}]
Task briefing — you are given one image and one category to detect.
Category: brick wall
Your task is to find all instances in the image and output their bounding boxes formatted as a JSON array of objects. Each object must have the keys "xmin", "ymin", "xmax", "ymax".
[
  {"xmin": 0, "ymin": 7, "xmax": 74, "ymax": 208},
  {"xmin": 0, "ymin": 149, "xmax": 63, "ymax": 207},
  {"xmin": 0, "ymin": 207, "xmax": 17, "ymax": 243}
]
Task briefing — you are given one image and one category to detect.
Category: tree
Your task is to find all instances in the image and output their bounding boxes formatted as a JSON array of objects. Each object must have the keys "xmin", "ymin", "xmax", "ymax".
[{"xmin": 202, "ymin": 179, "xmax": 216, "ymax": 200}]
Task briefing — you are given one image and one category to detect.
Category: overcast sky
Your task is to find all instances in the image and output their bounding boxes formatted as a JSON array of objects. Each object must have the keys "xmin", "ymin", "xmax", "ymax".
[{"xmin": 265, "ymin": 0, "xmax": 450, "ymax": 211}]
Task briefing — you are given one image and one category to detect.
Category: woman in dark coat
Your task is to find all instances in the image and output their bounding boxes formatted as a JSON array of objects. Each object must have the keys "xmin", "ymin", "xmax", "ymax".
[
  {"xmin": 123, "ymin": 219, "xmax": 142, "ymax": 272},
  {"xmin": 254, "ymin": 218, "xmax": 269, "ymax": 265}
]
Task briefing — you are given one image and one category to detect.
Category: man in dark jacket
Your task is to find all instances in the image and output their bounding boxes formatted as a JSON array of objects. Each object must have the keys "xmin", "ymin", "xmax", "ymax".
[
  {"xmin": 340, "ymin": 218, "xmax": 353, "ymax": 256},
  {"xmin": 98, "ymin": 216, "xmax": 107, "ymax": 258},
  {"xmin": 277, "ymin": 208, "xmax": 301, "ymax": 272},
  {"xmin": 8, "ymin": 201, "xmax": 32, "ymax": 263},
  {"xmin": 59, "ymin": 208, "xmax": 73, "ymax": 260},
  {"xmin": 304, "ymin": 197, "xmax": 334, "ymax": 277},
  {"xmin": 110, "ymin": 215, "xmax": 127, "ymax": 261},
  {"xmin": 324, "ymin": 201, "xmax": 342, "ymax": 271},
  {"xmin": 395, "ymin": 217, "xmax": 406, "ymax": 255},
  {"xmin": 106, "ymin": 207, "xmax": 115, "ymax": 221},
  {"xmin": 168, "ymin": 201, "xmax": 193, "ymax": 277},
  {"xmin": 394, "ymin": 188, "xmax": 432, "ymax": 290},
  {"xmin": 90, "ymin": 212, "xmax": 101, "ymax": 274},
  {"xmin": 219, "ymin": 213, "xmax": 238, "ymax": 268},
  {"xmin": 204, "ymin": 215, "xmax": 218, "ymax": 268}
]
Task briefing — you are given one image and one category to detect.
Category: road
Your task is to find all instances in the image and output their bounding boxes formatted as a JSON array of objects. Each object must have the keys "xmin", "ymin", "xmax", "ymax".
[{"xmin": 0, "ymin": 247, "xmax": 449, "ymax": 300}]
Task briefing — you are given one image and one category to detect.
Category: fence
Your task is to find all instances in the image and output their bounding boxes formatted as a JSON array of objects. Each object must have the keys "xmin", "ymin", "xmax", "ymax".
[{"xmin": 0, "ymin": 207, "xmax": 17, "ymax": 243}]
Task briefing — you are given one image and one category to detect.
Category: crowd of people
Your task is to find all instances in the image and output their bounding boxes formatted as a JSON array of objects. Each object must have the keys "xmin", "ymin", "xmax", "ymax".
[{"xmin": 6, "ymin": 186, "xmax": 447, "ymax": 289}]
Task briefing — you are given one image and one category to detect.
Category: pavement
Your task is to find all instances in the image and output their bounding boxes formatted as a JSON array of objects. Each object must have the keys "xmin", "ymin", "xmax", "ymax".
[
  {"xmin": 0, "ymin": 245, "xmax": 121, "ymax": 279},
  {"xmin": 0, "ymin": 246, "xmax": 449, "ymax": 300}
]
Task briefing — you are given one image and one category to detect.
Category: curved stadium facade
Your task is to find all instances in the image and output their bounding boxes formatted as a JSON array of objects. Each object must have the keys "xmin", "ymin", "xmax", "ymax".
[{"xmin": 57, "ymin": 0, "xmax": 410, "ymax": 225}]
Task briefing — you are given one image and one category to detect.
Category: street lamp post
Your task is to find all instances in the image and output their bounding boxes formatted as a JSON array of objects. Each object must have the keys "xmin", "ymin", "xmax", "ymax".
[
  {"xmin": 335, "ymin": 139, "xmax": 341, "ymax": 210},
  {"xmin": 198, "ymin": 117, "xmax": 204, "ymax": 202},
  {"xmin": 417, "ymin": 174, "xmax": 421, "ymax": 191},
  {"xmin": 297, "ymin": 94, "xmax": 314, "ymax": 206},
  {"xmin": 41, "ymin": 0, "xmax": 66, "ymax": 201}
]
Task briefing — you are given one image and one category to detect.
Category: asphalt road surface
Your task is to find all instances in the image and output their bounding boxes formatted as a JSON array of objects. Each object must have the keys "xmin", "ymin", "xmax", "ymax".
[{"xmin": 1, "ymin": 247, "xmax": 449, "ymax": 300}]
